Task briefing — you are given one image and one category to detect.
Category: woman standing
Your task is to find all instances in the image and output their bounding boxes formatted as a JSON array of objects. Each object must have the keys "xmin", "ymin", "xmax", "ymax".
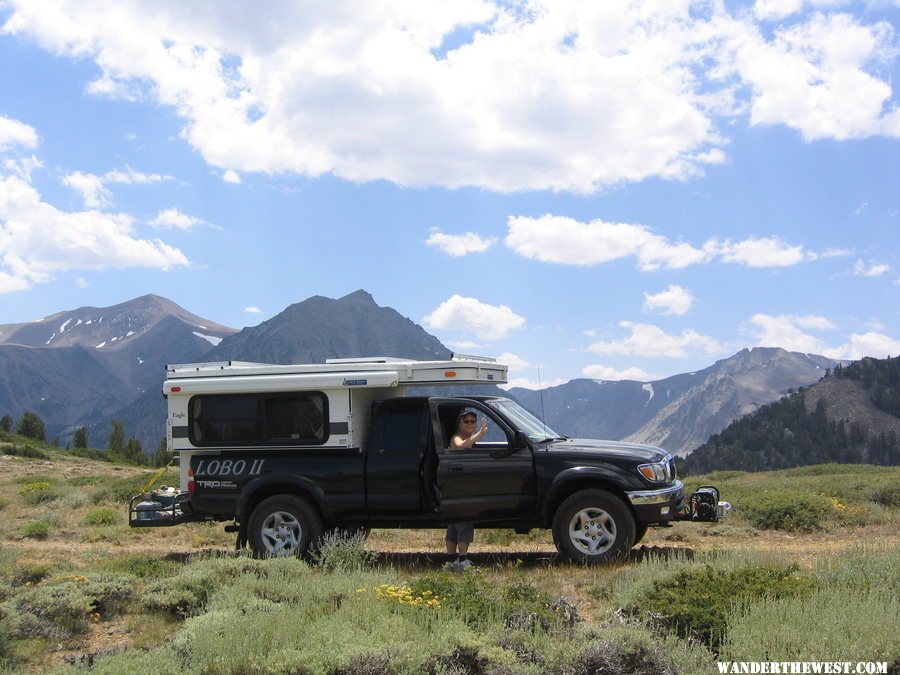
[{"xmin": 445, "ymin": 409, "xmax": 487, "ymax": 570}]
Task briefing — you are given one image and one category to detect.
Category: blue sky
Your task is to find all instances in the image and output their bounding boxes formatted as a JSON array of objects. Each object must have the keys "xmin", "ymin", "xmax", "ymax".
[{"xmin": 0, "ymin": 0, "xmax": 898, "ymax": 388}]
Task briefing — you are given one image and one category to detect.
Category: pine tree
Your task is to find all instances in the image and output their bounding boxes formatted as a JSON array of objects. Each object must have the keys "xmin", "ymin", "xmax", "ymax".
[
  {"xmin": 16, "ymin": 412, "xmax": 46, "ymax": 441},
  {"xmin": 124, "ymin": 436, "xmax": 144, "ymax": 464},
  {"xmin": 73, "ymin": 426, "xmax": 89, "ymax": 449},
  {"xmin": 152, "ymin": 437, "xmax": 172, "ymax": 467},
  {"xmin": 0, "ymin": 415, "xmax": 11, "ymax": 432},
  {"xmin": 108, "ymin": 420, "xmax": 125, "ymax": 455}
]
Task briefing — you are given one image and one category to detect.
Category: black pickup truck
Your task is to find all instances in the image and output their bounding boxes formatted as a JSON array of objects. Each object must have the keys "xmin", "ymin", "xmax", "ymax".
[{"xmin": 132, "ymin": 393, "xmax": 725, "ymax": 563}]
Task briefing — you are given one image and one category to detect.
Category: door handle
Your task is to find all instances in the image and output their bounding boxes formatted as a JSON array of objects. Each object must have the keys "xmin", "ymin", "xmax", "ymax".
[{"xmin": 448, "ymin": 463, "xmax": 463, "ymax": 472}]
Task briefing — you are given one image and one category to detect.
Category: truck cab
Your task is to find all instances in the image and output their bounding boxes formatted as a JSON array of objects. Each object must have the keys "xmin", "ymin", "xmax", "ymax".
[{"xmin": 131, "ymin": 356, "xmax": 727, "ymax": 563}]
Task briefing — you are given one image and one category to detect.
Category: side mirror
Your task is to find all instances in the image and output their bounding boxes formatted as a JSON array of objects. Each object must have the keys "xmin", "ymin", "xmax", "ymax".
[{"xmin": 514, "ymin": 430, "xmax": 529, "ymax": 450}]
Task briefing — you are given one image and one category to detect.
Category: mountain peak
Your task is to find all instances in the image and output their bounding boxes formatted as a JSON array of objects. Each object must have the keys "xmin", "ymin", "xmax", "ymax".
[{"xmin": 339, "ymin": 289, "xmax": 376, "ymax": 304}]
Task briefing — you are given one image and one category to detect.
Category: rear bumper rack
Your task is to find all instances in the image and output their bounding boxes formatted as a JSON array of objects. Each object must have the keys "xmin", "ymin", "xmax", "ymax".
[{"xmin": 128, "ymin": 491, "xmax": 198, "ymax": 527}]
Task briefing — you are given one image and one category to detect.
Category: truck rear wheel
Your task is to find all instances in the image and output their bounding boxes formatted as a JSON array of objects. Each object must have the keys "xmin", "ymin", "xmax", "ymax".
[
  {"xmin": 248, "ymin": 495, "xmax": 323, "ymax": 558},
  {"xmin": 552, "ymin": 489, "xmax": 635, "ymax": 564}
]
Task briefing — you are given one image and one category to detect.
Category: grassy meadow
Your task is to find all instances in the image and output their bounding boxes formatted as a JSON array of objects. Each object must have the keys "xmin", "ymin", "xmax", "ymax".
[{"xmin": 0, "ymin": 430, "xmax": 898, "ymax": 674}]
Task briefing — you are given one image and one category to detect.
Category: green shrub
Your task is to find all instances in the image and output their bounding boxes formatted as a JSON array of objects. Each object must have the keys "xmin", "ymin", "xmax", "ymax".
[
  {"xmin": 13, "ymin": 564, "xmax": 53, "ymax": 586},
  {"xmin": 17, "ymin": 482, "xmax": 59, "ymax": 506},
  {"xmin": 625, "ymin": 563, "xmax": 817, "ymax": 651},
  {"xmin": 309, "ymin": 530, "xmax": 378, "ymax": 573},
  {"xmin": 83, "ymin": 507, "xmax": 119, "ymax": 526},
  {"xmin": 99, "ymin": 554, "xmax": 181, "ymax": 580},
  {"xmin": 141, "ymin": 556, "xmax": 271, "ymax": 617},
  {"xmin": 739, "ymin": 491, "xmax": 832, "ymax": 531},
  {"xmin": 0, "ymin": 497, "xmax": 7, "ymax": 512},
  {"xmin": 19, "ymin": 520, "xmax": 51, "ymax": 540},
  {"xmin": 722, "ymin": 586, "xmax": 900, "ymax": 661},
  {"xmin": 9, "ymin": 574, "xmax": 134, "ymax": 640},
  {"xmin": 870, "ymin": 483, "xmax": 900, "ymax": 508}
]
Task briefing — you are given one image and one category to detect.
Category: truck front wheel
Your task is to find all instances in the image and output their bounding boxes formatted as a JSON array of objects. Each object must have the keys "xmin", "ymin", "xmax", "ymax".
[
  {"xmin": 552, "ymin": 489, "xmax": 635, "ymax": 564},
  {"xmin": 248, "ymin": 495, "xmax": 323, "ymax": 558}
]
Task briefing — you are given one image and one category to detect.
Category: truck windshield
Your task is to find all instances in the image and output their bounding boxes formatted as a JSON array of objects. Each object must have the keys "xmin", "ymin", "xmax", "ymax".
[{"xmin": 486, "ymin": 399, "xmax": 564, "ymax": 442}]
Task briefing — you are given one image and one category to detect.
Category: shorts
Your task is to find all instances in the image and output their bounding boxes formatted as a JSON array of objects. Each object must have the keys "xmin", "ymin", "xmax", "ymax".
[{"xmin": 445, "ymin": 523, "xmax": 475, "ymax": 544}]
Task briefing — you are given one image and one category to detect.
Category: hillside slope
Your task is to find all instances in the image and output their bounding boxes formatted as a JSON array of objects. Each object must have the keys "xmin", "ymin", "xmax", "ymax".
[{"xmin": 683, "ymin": 356, "xmax": 900, "ymax": 473}]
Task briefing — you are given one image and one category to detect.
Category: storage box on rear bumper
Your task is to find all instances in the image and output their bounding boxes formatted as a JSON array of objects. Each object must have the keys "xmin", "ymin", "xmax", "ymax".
[{"xmin": 129, "ymin": 487, "xmax": 197, "ymax": 527}]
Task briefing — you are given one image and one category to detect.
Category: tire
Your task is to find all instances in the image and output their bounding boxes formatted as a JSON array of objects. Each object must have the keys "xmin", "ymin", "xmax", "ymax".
[
  {"xmin": 633, "ymin": 522, "xmax": 649, "ymax": 545},
  {"xmin": 248, "ymin": 495, "xmax": 323, "ymax": 558},
  {"xmin": 552, "ymin": 489, "xmax": 636, "ymax": 564}
]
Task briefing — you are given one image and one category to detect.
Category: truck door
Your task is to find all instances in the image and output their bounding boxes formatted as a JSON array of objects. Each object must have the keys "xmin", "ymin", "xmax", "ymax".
[
  {"xmin": 365, "ymin": 398, "xmax": 430, "ymax": 519},
  {"xmin": 430, "ymin": 398, "xmax": 536, "ymax": 522}
]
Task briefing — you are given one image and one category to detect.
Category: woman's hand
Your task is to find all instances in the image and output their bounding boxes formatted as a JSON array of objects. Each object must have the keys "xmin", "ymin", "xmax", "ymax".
[{"xmin": 478, "ymin": 417, "xmax": 488, "ymax": 437}]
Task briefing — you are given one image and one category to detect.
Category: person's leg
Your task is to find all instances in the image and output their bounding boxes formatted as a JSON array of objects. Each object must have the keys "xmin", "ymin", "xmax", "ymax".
[{"xmin": 456, "ymin": 524, "xmax": 475, "ymax": 568}]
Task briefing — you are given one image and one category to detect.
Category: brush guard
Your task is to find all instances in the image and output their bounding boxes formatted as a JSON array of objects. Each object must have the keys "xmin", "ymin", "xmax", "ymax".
[{"xmin": 675, "ymin": 485, "xmax": 732, "ymax": 522}]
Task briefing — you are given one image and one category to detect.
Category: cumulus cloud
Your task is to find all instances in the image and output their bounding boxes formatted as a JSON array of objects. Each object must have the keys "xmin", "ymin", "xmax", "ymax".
[
  {"xmin": 222, "ymin": 169, "xmax": 241, "ymax": 184},
  {"xmin": 244, "ymin": 306, "xmax": 261, "ymax": 314},
  {"xmin": 823, "ymin": 332, "xmax": 900, "ymax": 360},
  {"xmin": 0, "ymin": 171, "xmax": 189, "ymax": 293},
  {"xmin": 63, "ymin": 166, "xmax": 172, "ymax": 208},
  {"xmin": 643, "ymin": 285, "xmax": 694, "ymax": 316},
  {"xmin": 423, "ymin": 294, "xmax": 525, "ymax": 341},
  {"xmin": 0, "ymin": 115, "xmax": 38, "ymax": 151},
  {"xmin": 726, "ymin": 12, "xmax": 899, "ymax": 141},
  {"xmin": 582, "ymin": 363, "xmax": 658, "ymax": 381},
  {"xmin": 3, "ymin": 2, "xmax": 897, "ymax": 193},
  {"xmin": 150, "ymin": 207, "xmax": 205, "ymax": 230},
  {"xmin": 588, "ymin": 322, "xmax": 724, "ymax": 358},
  {"xmin": 426, "ymin": 229, "xmax": 497, "ymax": 256},
  {"xmin": 749, "ymin": 313, "xmax": 900, "ymax": 359},
  {"xmin": 506, "ymin": 215, "xmax": 715, "ymax": 271},
  {"xmin": 717, "ymin": 236, "xmax": 813, "ymax": 267},
  {"xmin": 853, "ymin": 259, "xmax": 890, "ymax": 277},
  {"xmin": 494, "ymin": 352, "xmax": 530, "ymax": 371},
  {"xmin": 747, "ymin": 313, "xmax": 835, "ymax": 352},
  {"xmin": 506, "ymin": 215, "xmax": 821, "ymax": 270},
  {"xmin": 502, "ymin": 377, "xmax": 567, "ymax": 391}
]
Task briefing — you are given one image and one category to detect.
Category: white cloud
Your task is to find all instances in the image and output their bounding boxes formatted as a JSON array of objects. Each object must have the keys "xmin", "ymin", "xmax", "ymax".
[
  {"xmin": 0, "ymin": 0, "xmax": 734, "ymax": 193},
  {"xmin": 747, "ymin": 313, "xmax": 834, "ymax": 352},
  {"xmin": 222, "ymin": 169, "xmax": 241, "ymax": 184},
  {"xmin": 63, "ymin": 166, "xmax": 172, "ymax": 208},
  {"xmin": 494, "ymin": 352, "xmax": 530, "ymax": 371},
  {"xmin": 244, "ymin": 306, "xmax": 261, "ymax": 314},
  {"xmin": 0, "ymin": 171, "xmax": 189, "ymax": 294},
  {"xmin": 582, "ymin": 363, "xmax": 657, "ymax": 381},
  {"xmin": 753, "ymin": 0, "xmax": 847, "ymax": 22},
  {"xmin": 506, "ymin": 215, "xmax": 821, "ymax": 270},
  {"xmin": 4, "ymin": 2, "xmax": 897, "ymax": 193},
  {"xmin": 717, "ymin": 236, "xmax": 812, "ymax": 267},
  {"xmin": 0, "ymin": 115, "xmax": 38, "ymax": 151},
  {"xmin": 423, "ymin": 294, "xmax": 525, "ymax": 341},
  {"xmin": 506, "ymin": 215, "xmax": 714, "ymax": 271},
  {"xmin": 447, "ymin": 340, "xmax": 483, "ymax": 351},
  {"xmin": 426, "ymin": 229, "xmax": 497, "ymax": 257},
  {"xmin": 582, "ymin": 329, "xmax": 597, "ymax": 337},
  {"xmin": 726, "ymin": 12, "xmax": 899, "ymax": 141},
  {"xmin": 853, "ymin": 259, "xmax": 890, "ymax": 277},
  {"xmin": 149, "ymin": 208, "xmax": 204, "ymax": 230},
  {"xmin": 588, "ymin": 322, "xmax": 724, "ymax": 358},
  {"xmin": 823, "ymin": 332, "xmax": 900, "ymax": 360},
  {"xmin": 643, "ymin": 285, "xmax": 694, "ymax": 316},
  {"xmin": 501, "ymin": 377, "xmax": 567, "ymax": 391},
  {"xmin": 75, "ymin": 276, "xmax": 89, "ymax": 288}
]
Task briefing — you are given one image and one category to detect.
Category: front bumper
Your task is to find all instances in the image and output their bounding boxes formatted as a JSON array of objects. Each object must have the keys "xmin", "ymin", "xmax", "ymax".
[{"xmin": 626, "ymin": 480, "xmax": 685, "ymax": 524}]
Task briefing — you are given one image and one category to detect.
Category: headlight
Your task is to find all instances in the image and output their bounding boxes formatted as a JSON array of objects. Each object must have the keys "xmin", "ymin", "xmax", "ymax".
[{"xmin": 638, "ymin": 462, "xmax": 668, "ymax": 482}]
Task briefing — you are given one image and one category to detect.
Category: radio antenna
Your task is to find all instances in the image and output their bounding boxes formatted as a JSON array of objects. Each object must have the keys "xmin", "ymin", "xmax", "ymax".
[{"xmin": 538, "ymin": 366, "xmax": 548, "ymax": 440}]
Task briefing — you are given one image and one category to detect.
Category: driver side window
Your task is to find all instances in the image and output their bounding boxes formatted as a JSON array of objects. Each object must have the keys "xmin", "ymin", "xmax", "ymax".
[{"xmin": 438, "ymin": 403, "xmax": 510, "ymax": 450}]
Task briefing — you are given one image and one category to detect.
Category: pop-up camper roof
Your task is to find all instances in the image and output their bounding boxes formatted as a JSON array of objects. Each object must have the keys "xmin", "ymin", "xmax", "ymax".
[{"xmin": 163, "ymin": 355, "xmax": 507, "ymax": 394}]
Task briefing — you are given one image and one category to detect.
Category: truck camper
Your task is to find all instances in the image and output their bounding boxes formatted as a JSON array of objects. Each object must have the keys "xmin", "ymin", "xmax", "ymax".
[{"xmin": 131, "ymin": 355, "xmax": 728, "ymax": 562}]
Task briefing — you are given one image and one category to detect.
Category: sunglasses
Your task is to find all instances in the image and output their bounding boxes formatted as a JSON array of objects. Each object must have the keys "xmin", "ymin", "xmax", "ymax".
[{"xmin": 461, "ymin": 418, "xmax": 477, "ymax": 424}]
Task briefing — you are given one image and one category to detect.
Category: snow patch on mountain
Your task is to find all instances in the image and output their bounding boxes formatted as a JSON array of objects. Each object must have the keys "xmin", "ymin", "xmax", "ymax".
[{"xmin": 193, "ymin": 332, "xmax": 223, "ymax": 346}]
